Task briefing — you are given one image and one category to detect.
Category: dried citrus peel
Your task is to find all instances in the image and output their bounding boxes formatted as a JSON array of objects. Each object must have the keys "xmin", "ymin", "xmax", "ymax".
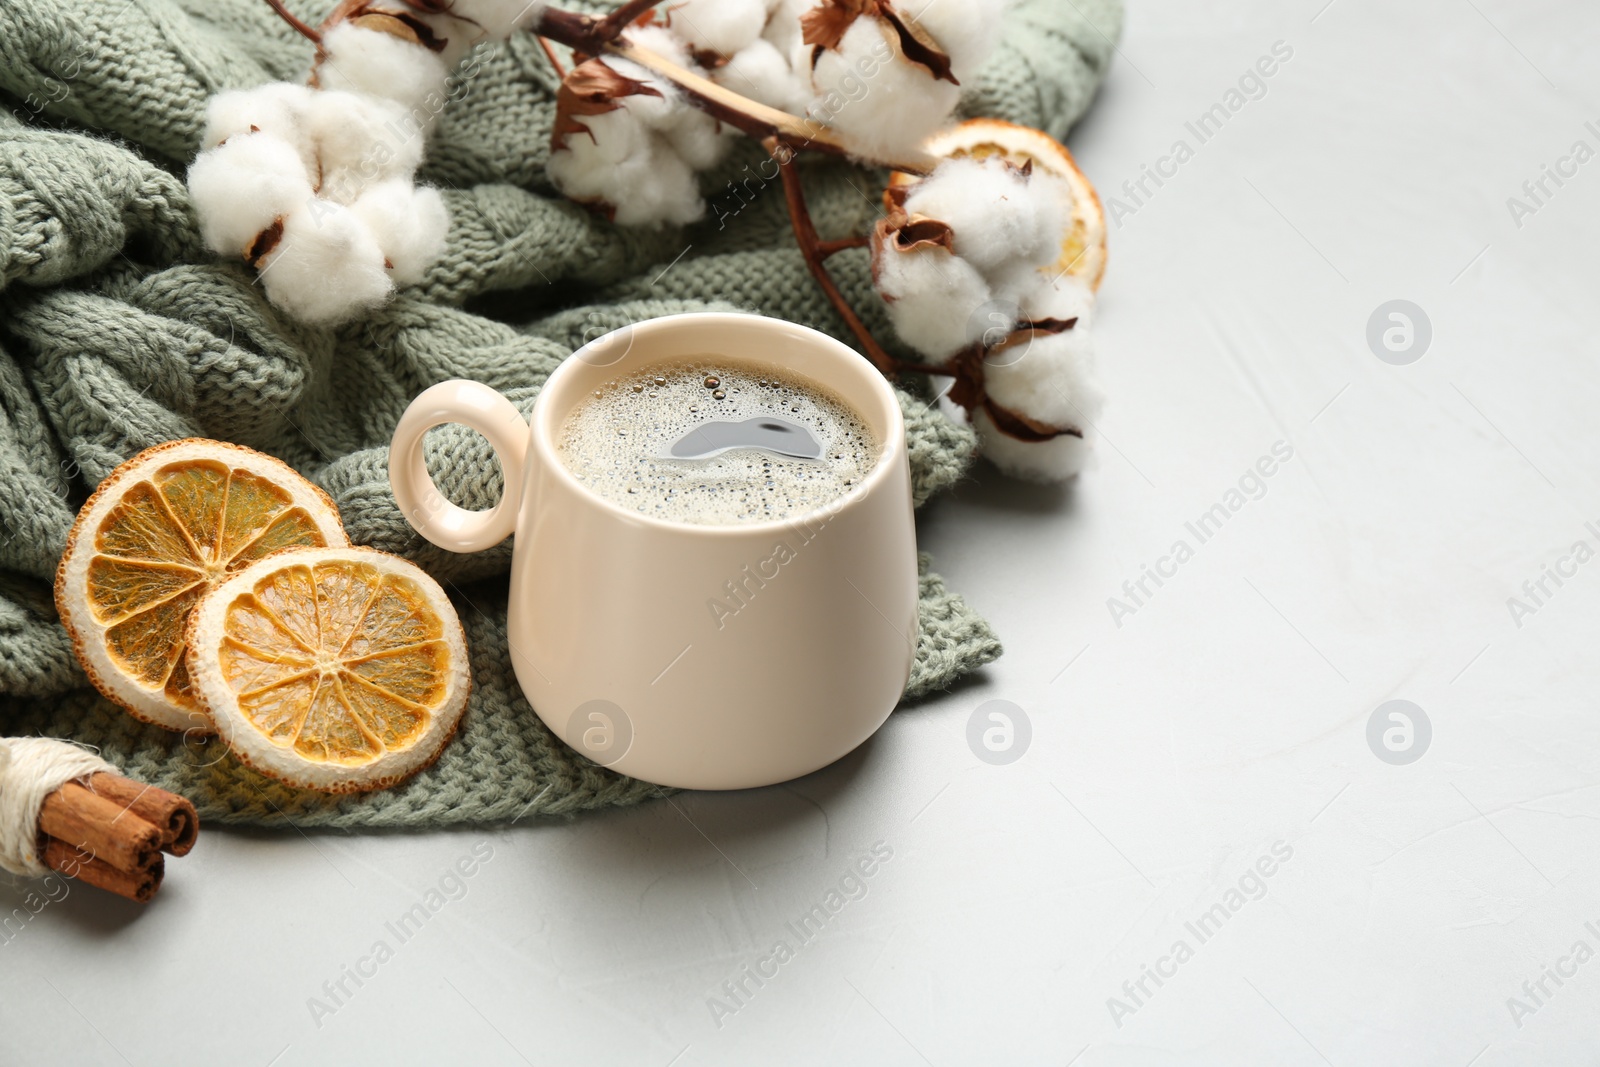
[
  {"xmin": 55, "ymin": 440, "xmax": 349, "ymax": 732},
  {"xmin": 186, "ymin": 546, "xmax": 470, "ymax": 793}
]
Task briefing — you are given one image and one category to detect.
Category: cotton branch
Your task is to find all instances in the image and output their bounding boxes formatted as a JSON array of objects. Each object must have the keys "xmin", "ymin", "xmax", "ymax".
[
  {"xmin": 766, "ymin": 137, "xmax": 897, "ymax": 377},
  {"xmin": 253, "ymin": 0, "xmax": 931, "ymax": 377},
  {"xmin": 536, "ymin": 35, "xmax": 567, "ymax": 77},
  {"xmin": 590, "ymin": 0, "xmax": 669, "ymax": 41},
  {"xmin": 264, "ymin": 0, "xmax": 322, "ymax": 43},
  {"xmin": 534, "ymin": 8, "xmax": 936, "ymax": 174}
]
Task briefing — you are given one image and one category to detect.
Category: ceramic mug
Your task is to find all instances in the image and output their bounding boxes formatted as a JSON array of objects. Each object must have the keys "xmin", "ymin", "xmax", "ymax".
[{"xmin": 388, "ymin": 313, "xmax": 918, "ymax": 789}]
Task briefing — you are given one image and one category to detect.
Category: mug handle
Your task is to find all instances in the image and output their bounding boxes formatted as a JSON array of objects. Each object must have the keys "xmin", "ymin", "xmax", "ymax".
[{"xmin": 389, "ymin": 380, "xmax": 531, "ymax": 554}]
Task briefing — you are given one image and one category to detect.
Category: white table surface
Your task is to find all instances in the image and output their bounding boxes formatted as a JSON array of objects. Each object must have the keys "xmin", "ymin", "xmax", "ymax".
[{"xmin": 7, "ymin": 1, "xmax": 1600, "ymax": 1063}]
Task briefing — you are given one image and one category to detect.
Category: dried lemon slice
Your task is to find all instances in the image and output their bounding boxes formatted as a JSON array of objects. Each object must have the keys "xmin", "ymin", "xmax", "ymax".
[
  {"xmin": 185, "ymin": 546, "xmax": 470, "ymax": 793},
  {"xmin": 55, "ymin": 440, "xmax": 349, "ymax": 732},
  {"xmin": 888, "ymin": 117, "xmax": 1108, "ymax": 290}
]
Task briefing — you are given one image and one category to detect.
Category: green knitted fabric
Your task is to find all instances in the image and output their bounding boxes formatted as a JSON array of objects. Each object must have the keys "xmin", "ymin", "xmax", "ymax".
[{"xmin": 0, "ymin": 0, "xmax": 1119, "ymax": 827}]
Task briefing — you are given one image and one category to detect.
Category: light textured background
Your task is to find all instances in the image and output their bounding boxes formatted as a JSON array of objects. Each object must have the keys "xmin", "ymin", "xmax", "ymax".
[{"xmin": 5, "ymin": 0, "xmax": 1600, "ymax": 1063}]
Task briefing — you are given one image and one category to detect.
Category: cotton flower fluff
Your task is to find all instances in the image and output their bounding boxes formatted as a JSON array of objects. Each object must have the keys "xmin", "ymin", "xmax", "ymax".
[
  {"xmin": 306, "ymin": 92, "xmax": 427, "ymax": 203},
  {"xmin": 548, "ymin": 108, "xmax": 705, "ymax": 225},
  {"xmin": 873, "ymin": 155, "xmax": 1103, "ymax": 482},
  {"xmin": 316, "ymin": 22, "xmax": 452, "ymax": 117},
  {"xmin": 900, "ymin": 0, "xmax": 1012, "ymax": 84},
  {"xmin": 255, "ymin": 201, "xmax": 394, "ymax": 324},
  {"xmin": 349, "ymin": 179, "xmax": 449, "ymax": 285},
  {"xmin": 969, "ymin": 406, "xmax": 1093, "ymax": 483},
  {"xmin": 188, "ymin": 0, "xmax": 567, "ymax": 324},
  {"xmin": 901, "ymin": 156, "xmax": 1069, "ymax": 299},
  {"xmin": 803, "ymin": 16, "xmax": 960, "ymax": 162},
  {"xmin": 205, "ymin": 86, "xmax": 427, "ymax": 208},
  {"xmin": 984, "ymin": 306, "xmax": 1099, "ymax": 434},
  {"xmin": 872, "ymin": 236, "xmax": 993, "ymax": 364},
  {"xmin": 317, "ymin": 1, "xmax": 548, "ymax": 79},
  {"xmin": 549, "ymin": 0, "xmax": 1016, "ymax": 216},
  {"xmin": 187, "ymin": 132, "xmax": 314, "ymax": 256},
  {"xmin": 622, "ymin": 24, "xmax": 735, "ymax": 168},
  {"xmin": 966, "ymin": 277, "xmax": 1103, "ymax": 481},
  {"xmin": 959, "ymin": 322, "xmax": 1104, "ymax": 482},
  {"xmin": 201, "ymin": 82, "xmax": 319, "ymax": 164},
  {"xmin": 762, "ymin": 0, "xmax": 816, "ymax": 57},
  {"xmin": 189, "ymin": 83, "xmax": 449, "ymax": 323},
  {"xmin": 871, "ymin": 156, "xmax": 1073, "ymax": 362},
  {"xmin": 664, "ymin": 0, "xmax": 768, "ymax": 57},
  {"xmin": 546, "ymin": 40, "xmax": 730, "ymax": 226},
  {"xmin": 713, "ymin": 37, "xmax": 810, "ymax": 113}
]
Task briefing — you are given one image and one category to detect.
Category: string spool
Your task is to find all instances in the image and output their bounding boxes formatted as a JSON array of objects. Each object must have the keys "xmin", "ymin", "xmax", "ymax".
[{"xmin": 0, "ymin": 737, "xmax": 115, "ymax": 877}]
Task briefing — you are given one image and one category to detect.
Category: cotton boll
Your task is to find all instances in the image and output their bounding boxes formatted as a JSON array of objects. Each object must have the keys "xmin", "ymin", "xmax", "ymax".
[
  {"xmin": 349, "ymin": 179, "xmax": 449, "ymax": 285},
  {"xmin": 202, "ymin": 83, "xmax": 318, "ymax": 151},
  {"xmin": 805, "ymin": 18, "xmax": 960, "ymax": 162},
  {"xmin": 666, "ymin": 0, "xmax": 767, "ymax": 58},
  {"xmin": 317, "ymin": 22, "xmax": 451, "ymax": 119},
  {"xmin": 901, "ymin": 0, "xmax": 1012, "ymax": 83},
  {"xmin": 601, "ymin": 53, "xmax": 683, "ymax": 129},
  {"xmin": 552, "ymin": 141, "xmax": 702, "ymax": 226},
  {"xmin": 201, "ymin": 84, "xmax": 320, "ymax": 185},
  {"xmin": 549, "ymin": 108, "xmax": 705, "ymax": 226},
  {"xmin": 554, "ymin": 103, "xmax": 651, "ymax": 168},
  {"xmin": 601, "ymin": 53, "xmax": 730, "ymax": 169},
  {"xmin": 611, "ymin": 149, "xmax": 704, "ymax": 225},
  {"xmin": 549, "ymin": 46, "xmax": 728, "ymax": 225},
  {"xmin": 904, "ymin": 157, "xmax": 1065, "ymax": 282},
  {"xmin": 303, "ymin": 90, "xmax": 426, "ymax": 204},
  {"xmin": 972, "ymin": 409, "xmax": 1094, "ymax": 482},
  {"xmin": 636, "ymin": 79, "xmax": 730, "ymax": 170},
  {"xmin": 990, "ymin": 259, "xmax": 1070, "ymax": 310},
  {"xmin": 974, "ymin": 319, "xmax": 1102, "ymax": 481},
  {"xmin": 256, "ymin": 201, "xmax": 394, "ymax": 323},
  {"xmin": 418, "ymin": 0, "xmax": 548, "ymax": 69},
  {"xmin": 762, "ymin": 0, "xmax": 816, "ymax": 58},
  {"xmin": 713, "ymin": 38, "xmax": 808, "ymax": 113},
  {"xmin": 984, "ymin": 324, "xmax": 1100, "ymax": 433},
  {"xmin": 873, "ymin": 242, "xmax": 993, "ymax": 363},
  {"xmin": 1018, "ymin": 274, "xmax": 1096, "ymax": 329},
  {"xmin": 187, "ymin": 133, "xmax": 315, "ymax": 256},
  {"xmin": 660, "ymin": 106, "xmax": 732, "ymax": 170},
  {"xmin": 555, "ymin": 52, "xmax": 728, "ymax": 197}
]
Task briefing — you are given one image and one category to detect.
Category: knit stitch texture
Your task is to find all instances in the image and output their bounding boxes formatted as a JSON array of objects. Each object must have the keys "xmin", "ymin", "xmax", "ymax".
[{"xmin": 0, "ymin": 0, "xmax": 1119, "ymax": 827}]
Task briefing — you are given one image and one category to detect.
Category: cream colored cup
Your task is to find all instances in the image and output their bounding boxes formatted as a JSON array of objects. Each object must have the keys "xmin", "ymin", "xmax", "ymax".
[{"xmin": 389, "ymin": 313, "xmax": 918, "ymax": 789}]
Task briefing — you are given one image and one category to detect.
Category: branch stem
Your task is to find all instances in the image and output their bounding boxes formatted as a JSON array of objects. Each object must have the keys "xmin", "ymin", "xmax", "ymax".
[
  {"xmin": 536, "ymin": 35, "xmax": 567, "ymax": 78},
  {"xmin": 817, "ymin": 235, "xmax": 870, "ymax": 258},
  {"xmin": 592, "ymin": 0, "xmax": 668, "ymax": 40},
  {"xmin": 768, "ymin": 137, "xmax": 897, "ymax": 378},
  {"xmin": 261, "ymin": 0, "xmax": 322, "ymax": 43}
]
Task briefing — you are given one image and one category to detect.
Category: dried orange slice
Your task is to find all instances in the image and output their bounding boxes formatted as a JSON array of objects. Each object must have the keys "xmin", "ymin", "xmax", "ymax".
[
  {"xmin": 887, "ymin": 117, "xmax": 1107, "ymax": 290},
  {"xmin": 56, "ymin": 440, "xmax": 349, "ymax": 732},
  {"xmin": 185, "ymin": 546, "xmax": 470, "ymax": 793}
]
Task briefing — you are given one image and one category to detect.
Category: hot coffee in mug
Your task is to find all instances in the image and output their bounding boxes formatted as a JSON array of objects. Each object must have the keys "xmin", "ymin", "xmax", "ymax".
[
  {"xmin": 390, "ymin": 313, "xmax": 917, "ymax": 790},
  {"xmin": 558, "ymin": 358, "xmax": 878, "ymax": 525}
]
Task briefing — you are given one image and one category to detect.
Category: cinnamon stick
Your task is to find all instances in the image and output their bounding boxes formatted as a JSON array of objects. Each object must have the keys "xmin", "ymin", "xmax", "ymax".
[
  {"xmin": 41, "ymin": 838, "xmax": 163, "ymax": 904},
  {"xmin": 38, "ymin": 780, "xmax": 162, "ymax": 874},
  {"xmin": 84, "ymin": 773, "xmax": 199, "ymax": 857}
]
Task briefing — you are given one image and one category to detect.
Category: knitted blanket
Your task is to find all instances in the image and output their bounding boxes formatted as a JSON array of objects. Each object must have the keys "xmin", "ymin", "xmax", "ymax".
[{"xmin": 0, "ymin": 0, "xmax": 1119, "ymax": 827}]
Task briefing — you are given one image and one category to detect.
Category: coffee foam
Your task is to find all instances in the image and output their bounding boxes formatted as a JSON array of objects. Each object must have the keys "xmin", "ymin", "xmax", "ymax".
[{"xmin": 557, "ymin": 357, "xmax": 879, "ymax": 525}]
